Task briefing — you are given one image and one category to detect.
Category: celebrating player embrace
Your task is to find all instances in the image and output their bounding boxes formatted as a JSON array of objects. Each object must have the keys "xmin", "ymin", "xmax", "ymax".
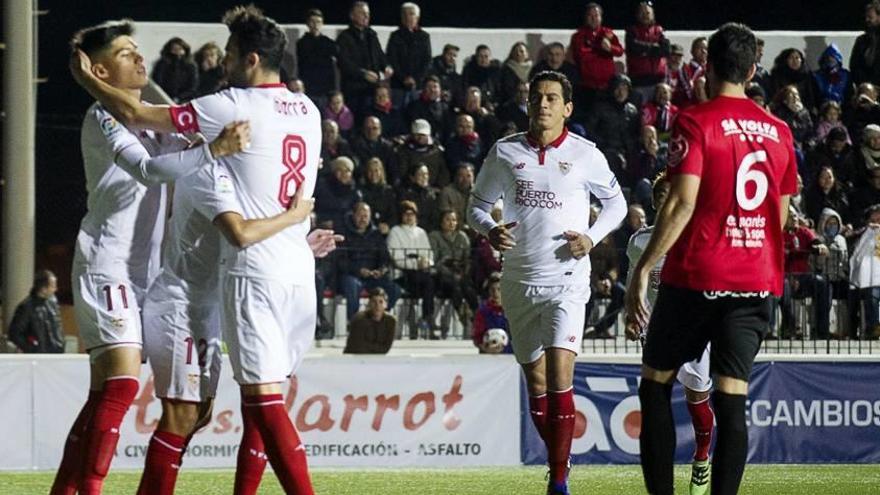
[{"xmin": 469, "ymin": 71, "xmax": 626, "ymax": 495}]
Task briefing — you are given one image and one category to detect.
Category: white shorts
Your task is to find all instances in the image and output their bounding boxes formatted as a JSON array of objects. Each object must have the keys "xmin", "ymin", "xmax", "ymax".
[
  {"xmin": 500, "ymin": 280, "xmax": 590, "ymax": 364},
  {"xmin": 73, "ymin": 271, "xmax": 143, "ymax": 352},
  {"xmin": 677, "ymin": 344, "xmax": 713, "ymax": 393},
  {"xmin": 222, "ymin": 275, "xmax": 316, "ymax": 385},
  {"xmin": 142, "ymin": 287, "xmax": 222, "ymax": 402}
]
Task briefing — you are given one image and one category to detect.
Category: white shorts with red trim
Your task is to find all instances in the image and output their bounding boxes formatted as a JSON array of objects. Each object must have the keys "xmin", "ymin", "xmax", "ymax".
[{"xmin": 73, "ymin": 270, "xmax": 143, "ymax": 353}]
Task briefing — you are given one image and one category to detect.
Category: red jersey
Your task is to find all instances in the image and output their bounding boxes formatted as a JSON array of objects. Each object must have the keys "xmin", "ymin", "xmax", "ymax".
[{"xmin": 661, "ymin": 96, "xmax": 799, "ymax": 296}]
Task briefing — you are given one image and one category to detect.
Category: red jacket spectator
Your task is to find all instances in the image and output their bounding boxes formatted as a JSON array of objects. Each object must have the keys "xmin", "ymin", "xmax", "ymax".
[
  {"xmin": 784, "ymin": 221, "xmax": 819, "ymax": 274},
  {"xmin": 641, "ymin": 101, "xmax": 678, "ymax": 134},
  {"xmin": 569, "ymin": 25, "xmax": 623, "ymax": 90},
  {"xmin": 625, "ymin": 3, "xmax": 670, "ymax": 88}
]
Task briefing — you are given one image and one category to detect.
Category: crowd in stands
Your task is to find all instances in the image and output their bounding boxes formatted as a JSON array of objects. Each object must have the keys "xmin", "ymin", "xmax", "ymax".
[{"xmin": 142, "ymin": 0, "xmax": 880, "ymax": 350}]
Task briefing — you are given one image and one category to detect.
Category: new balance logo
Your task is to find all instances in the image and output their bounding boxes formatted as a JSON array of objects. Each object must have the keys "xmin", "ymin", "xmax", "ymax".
[{"xmin": 514, "ymin": 162, "xmax": 526, "ymax": 169}]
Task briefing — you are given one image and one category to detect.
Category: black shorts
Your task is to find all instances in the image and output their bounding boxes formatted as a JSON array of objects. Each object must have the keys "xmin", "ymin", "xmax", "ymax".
[{"xmin": 642, "ymin": 284, "xmax": 772, "ymax": 382}]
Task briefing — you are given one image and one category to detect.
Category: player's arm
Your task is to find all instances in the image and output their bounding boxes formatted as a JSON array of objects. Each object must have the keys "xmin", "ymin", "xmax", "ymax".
[
  {"xmin": 71, "ymin": 49, "xmax": 176, "ymax": 132},
  {"xmin": 214, "ymin": 188, "xmax": 314, "ymax": 249},
  {"xmin": 566, "ymin": 149, "xmax": 627, "ymax": 258},
  {"xmin": 114, "ymin": 122, "xmax": 249, "ymax": 186},
  {"xmin": 469, "ymin": 144, "xmax": 517, "ymax": 250},
  {"xmin": 779, "ymin": 195, "xmax": 791, "ymax": 230},
  {"xmin": 632, "ymin": 174, "xmax": 699, "ymax": 278}
]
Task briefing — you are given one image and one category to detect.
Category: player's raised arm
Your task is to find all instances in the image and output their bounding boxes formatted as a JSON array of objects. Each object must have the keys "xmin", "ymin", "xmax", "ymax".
[{"xmin": 71, "ymin": 48, "xmax": 177, "ymax": 133}]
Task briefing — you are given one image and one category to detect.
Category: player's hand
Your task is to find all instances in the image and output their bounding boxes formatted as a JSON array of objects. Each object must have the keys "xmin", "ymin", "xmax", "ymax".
[
  {"xmin": 624, "ymin": 266, "xmax": 651, "ymax": 341},
  {"xmin": 308, "ymin": 229, "xmax": 344, "ymax": 258},
  {"xmin": 209, "ymin": 121, "xmax": 251, "ymax": 158},
  {"xmin": 488, "ymin": 222, "xmax": 518, "ymax": 251},
  {"xmin": 69, "ymin": 48, "xmax": 93, "ymax": 85},
  {"xmin": 284, "ymin": 187, "xmax": 315, "ymax": 225},
  {"xmin": 563, "ymin": 231, "xmax": 594, "ymax": 259}
]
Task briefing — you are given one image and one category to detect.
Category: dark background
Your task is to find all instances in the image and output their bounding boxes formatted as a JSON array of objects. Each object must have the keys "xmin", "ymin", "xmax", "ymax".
[{"xmin": 1, "ymin": 0, "xmax": 870, "ymax": 294}]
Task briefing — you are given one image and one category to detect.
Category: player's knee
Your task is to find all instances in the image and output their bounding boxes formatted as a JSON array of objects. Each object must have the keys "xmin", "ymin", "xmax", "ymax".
[
  {"xmin": 160, "ymin": 401, "xmax": 202, "ymax": 435},
  {"xmin": 641, "ymin": 364, "xmax": 676, "ymax": 384},
  {"xmin": 684, "ymin": 387, "xmax": 711, "ymax": 403}
]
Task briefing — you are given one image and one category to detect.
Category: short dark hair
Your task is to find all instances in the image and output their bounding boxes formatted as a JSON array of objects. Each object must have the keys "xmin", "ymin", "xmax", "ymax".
[
  {"xmin": 475, "ymin": 44, "xmax": 490, "ymax": 53},
  {"xmin": 306, "ymin": 8, "xmax": 324, "ymax": 19},
  {"xmin": 691, "ymin": 37, "xmax": 707, "ymax": 50},
  {"xmin": 368, "ymin": 287, "xmax": 387, "ymax": 299},
  {"xmin": 223, "ymin": 5, "xmax": 287, "ymax": 72},
  {"xmin": 443, "ymin": 43, "xmax": 460, "ymax": 54},
  {"xmin": 423, "ymin": 75, "xmax": 440, "ymax": 87},
  {"xmin": 547, "ymin": 41, "xmax": 565, "ymax": 52},
  {"xmin": 70, "ymin": 20, "xmax": 135, "ymax": 57},
  {"xmin": 33, "ymin": 269, "xmax": 56, "ymax": 291},
  {"xmin": 868, "ymin": 0, "xmax": 880, "ymax": 16},
  {"xmin": 707, "ymin": 23, "xmax": 757, "ymax": 84},
  {"xmin": 529, "ymin": 70, "xmax": 573, "ymax": 103},
  {"xmin": 585, "ymin": 2, "xmax": 603, "ymax": 14}
]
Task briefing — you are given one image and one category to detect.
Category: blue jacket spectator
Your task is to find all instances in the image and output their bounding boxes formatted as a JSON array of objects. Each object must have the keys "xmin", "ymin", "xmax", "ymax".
[{"xmin": 813, "ymin": 44, "xmax": 851, "ymax": 106}]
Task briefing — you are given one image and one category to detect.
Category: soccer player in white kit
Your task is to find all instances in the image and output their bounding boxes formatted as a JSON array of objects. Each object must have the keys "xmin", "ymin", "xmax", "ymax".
[
  {"xmin": 469, "ymin": 71, "xmax": 627, "ymax": 495},
  {"xmin": 624, "ymin": 172, "xmax": 715, "ymax": 495},
  {"xmin": 54, "ymin": 21, "xmax": 250, "ymax": 495},
  {"xmin": 71, "ymin": 7, "xmax": 324, "ymax": 494}
]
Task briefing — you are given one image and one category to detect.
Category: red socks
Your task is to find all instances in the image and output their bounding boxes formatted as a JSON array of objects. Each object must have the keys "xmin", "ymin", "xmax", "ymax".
[
  {"xmin": 136, "ymin": 430, "xmax": 186, "ymax": 495},
  {"xmin": 687, "ymin": 397, "xmax": 715, "ymax": 462},
  {"xmin": 241, "ymin": 393, "xmax": 314, "ymax": 495},
  {"xmin": 50, "ymin": 390, "xmax": 100, "ymax": 495},
  {"xmin": 79, "ymin": 376, "xmax": 140, "ymax": 495},
  {"xmin": 529, "ymin": 394, "xmax": 548, "ymax": 442},
  {"xmin": 547, "ymin": 388, "xmax": 576, "ymax": 484},
  {"xmin": 234, "ymin": 395, "xmax": 270, "ymax": 495}
]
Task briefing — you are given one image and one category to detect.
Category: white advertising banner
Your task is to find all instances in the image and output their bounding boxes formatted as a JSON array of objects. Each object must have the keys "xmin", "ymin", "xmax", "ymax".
[{"xmin": 3, "ymin": 355, "xmax": 521, "ymax": 470}]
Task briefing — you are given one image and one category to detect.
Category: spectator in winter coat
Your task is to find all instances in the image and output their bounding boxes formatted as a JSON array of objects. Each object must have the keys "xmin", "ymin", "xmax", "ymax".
[
  {"xmin": 193, "ymin": 42, "xmax": 224, "ymax": 97},
  {"xmin": 427, "ymin": 44, "xmax": 463, "ymax": 105},
  {"xmin": 405, "ymin": 76, "xmax": 452, "ymax": 142},
  {"xmin": 322, "ymin": 91, "xmax": 355, "ymax": 138},
  {"xmin": 386, "ymin": 2, "xmax": 432, "ymax": 106},
  {"xmin": 314, "ymin": 157, "xmax": 362, "ymax": 231},
  {"xmin": 396, "ymin": 119, "xmax": 449, "ymax": 188},
  {"xmin": 472, "ymin": 275, "xmax": 512, "ymax": 354},
  {"xmin": 429, "ymin": 210, "xmax": 478, "ymax": 335},
  {"xmin": 641, "ymin": 82, "xmax": 678, "ymax": 138},
  {"xmin": 461, "ymin": 45, "xmax": 502, "ymax": 107},
  {"xmin": 850, "ymin": 205, "xmax": 880, "ymax": 338},
  {"xmin": 320, "ymin": 120, "xmax": 356, "ymax": 177},
  {"xmin": 8, "ymin": 270, "xmax": 65, "ymax": 353},
  {"xmin": 625, "ymin": 1, "xmax": 670, "ymax": 103},
  {"xmin": 399, "ymin": 164, "xmax": 441, "ymax": 230},
  {"xmin": 585, "ymin": 74, "xmax": 640, "ymax": 175},
  {"xmin": 351, "ymin": 116, "xmax": 400, "ymax": 185},
  {"xmin": 782, "ymin": 208, "xmax": 832, "ymax": 339},
  {"xmin": 498, "ymin": 42, "xmax": 533, "ymax": 106},
  {"xmin": 151, "ymin": 37, "xmax": 198, "ymax": 103},
  {"xmin": 336, "ymin": 2, "xmax": 393, "ymax": 116},
  {"xmin": 495, "ymin": 81, "xmax": 530, "ymax": 133},
  {"xmin": 569, "ymin": 2, "xmax": 623, "ymax": 112},
  {"xmin": 752, "ymin": 38, "xmax": 772, "ymax": 96},
  {"xmin": 850, "ymin": 0, "xmax": 880, "ymax": 87},
  {"xmin": 769, "ymin": 48, "xmax": 818, "ymax": 115},
  {"xmin": 344, "ymin": 288, "xmax": 397, "ymax": 354},
  {"xmin": 296, "ymin": 8, "xmax": 338, "ymax": 109},
  {"xmin": 438, "ymin": 163, "xmax": 475, "ymax": 234},
  {"xmin": 387, "ymin": 201, "xmax": 438, "ymax": 337},
  {"xmin": 360, "ymin": 157, "xmax": 398, "ymax": 234},
  {"xmin": 445, "ymin": 114, "xmax": 484, "ymax": 168},
  {"xmin": 459, "ymin": 87, "xmax": 502, "ymax": 152},
  {"xmin": 529, "ymin": 42, "xmax": 580, "ymax": 89},
  {"xmin": 813, "ymin": 43, "xmax": 852, "ymax": 106},
  {"xmin": 771, "ymin": 85, "xmax": 815, "ymax": 149},
  {"xmin": 844, "ymin": 123, "xmax": 880, "ymax": 193},
  {"xmin": 805, "ymin": 127, "xmax": 852, "ymax": 188},
  {"xmin": 815, "ymin": 101, "xmax": 851, "ymax": 145},
  {"xmin": 365, "ymin": 85, "xmax": 407, "ymax": 138},
  {"xmin": 804, "ymin": 166, "xmax": 851, "ymax": 227}
]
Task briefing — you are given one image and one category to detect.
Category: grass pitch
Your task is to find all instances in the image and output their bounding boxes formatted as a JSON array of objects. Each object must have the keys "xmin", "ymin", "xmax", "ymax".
[{"xmin": 3, "ymin": 465, "xmax": 879, "ymax": 494}]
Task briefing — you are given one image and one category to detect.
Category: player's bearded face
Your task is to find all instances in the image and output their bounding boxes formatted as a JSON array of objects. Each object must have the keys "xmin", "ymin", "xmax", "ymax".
[
  {"xmin": 527, "ymin": 80, "xmax": 572, "ymax": 131},
  {"xmin": 222, "ymin": 37, "xmax": 249, "ymax": 88},
  {"xmin": 93, "ymin": 36, "xmax": 148, "ymax": 90}
]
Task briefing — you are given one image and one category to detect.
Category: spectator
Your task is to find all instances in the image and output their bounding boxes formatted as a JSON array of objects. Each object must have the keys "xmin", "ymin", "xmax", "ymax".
[
  {"xmin": 322, "ymin": 91, "xmax": 355, "ymax": 137},
  {"xmin": 584, "ymin": 270, "xmax": 625, "ymax": 338},
  {"xmin": 471, "ymin": 201, "xmax": 504, "ymax": 291},
  {"xmin": 665, "ymin": 44, "xmax": 689, "ymax": 106},
  {"xmin": 351, "ymin": 116, "xmax": 400, "ymax": 185},
  {"xmin": 845, "ymin": 83, "xmax": 880, "ymax": 145},
  {"xmin": 845, "ymin": 124, "xmax": 880, "ymax": 195},
  {"xmin": 529, "ymin": 42, "xmax": 579, "ymax": 88},
  {"xmin": 568, "ymin": 2, "xmax": 623, "ymax": 112},
  {"xmin": 614, "ymin": 204, "xmax": 647, "ymax": 280},
  {"xmin": 461, "ymin": 45, "xmax": 502, "ymax": 107},
  {"xmin": 752, "ymin": 38, "xmax": 772, "ymax": 95},
  {"xmin": 673, "ymin": 37, "xmax": 707, "ymax": 108},
  {"xmin": 297, "ymin": 8, "xmax": 339, "ymax": 109},
  {"xmin": 631, "ymin": 125, "xmax": 666, "ymax": 186},
  {"xmin": 815, "ymin": 208, "xmax": 851, "ymax": 340},
  {"xmin": 320, "ymin": 119, "xmax": 356, "ymax": 176},
  {"xmin": 438, "ymin": 163, "xmax": 475, "ymax": 231},
  {"xmin": 499, "ymin": 42, "xmax": 533, "ymax": 106},
  {"xmin": 8, "ymin": 270, "xmax": 65, "ymax": 353},
  {"xmin": 400, "ymin": 163, "xmax": 441, "ymax": 230},
  {"xmin": 805, "ymin": 127, "xmax": 853, "ymax": 189},
  {"xmin": 405, "ymin": 75, "xmax": 452, "ymax": 141},
  {"xmin": 849, "ymin": 205, "xmax": 880, "ymax": 339},
  {"xmin": 459, "ymin": 86, "xmax": 502, "ymax": 151},
  {"xmin": 193, "ymin": 42, "xmax": 224, "ymax": 97},
  {"xmin": 746, "ymin": 82, "xmax": 768, "ymax": 109},
  {"xmin": 387, "ymin": 200, "xmax": 437, "ymax": 338},
  {"xmin": 782, "ymin": 208, "xmax": 832, "ymax": 339},
  {"xmin": 386, "ymin": 2, "xmax": 432, "ymax": 107},
  {"xmin": 360, "ymin": 157, "xmax": 398, "ymax": 234},
  {"xmin": 365, "ymin": 84, "xmax": 407, "ymax": 138},
  {"xmin": 850, "ymin": 0, "xmax": 880, "ymax": 87},
  {"xmin": 804, "ymin": 166, "xmax": 852, "ymax": 227},
  {"xmin": 585, "ymin": 74, "xmax": 640, "ymax": 177},
  {"xmin": 625, "ymin": 1, "xmax": 670, "ymax": 103},
  {"xmin": 813, "ymin": 44, "xmax": 852, "ymax": 107},
  {"xmin": 769, "ymin": 48, "xmax": 818, "ymax": 115},
  {"xmin": 495, "ymin": 81, "xmax": 529, "ymax": 133},
  {"xmin": 314, "ymin": 157, "xmax": 362, "ymax": 231},
  {"xmin": 337, "ymin": 1, "xmax": 393, "ymax": 117},
  {"xmin": 815, "ymin": 101, "xmax": 851, "ymax": 145},
  {"xmin": 445, "ymin": 114, "xmax": 484, "ymax": 168},
  {"xmin": 396, "ymin": 119, "xmax": 449, "ymax": 188},
  {"xmin": 640, "ymin": 82, "xmax": 678, "ymax": 138},
  {"xmin": 472, "ymin": 275, "xmax": 512, "ymax": 354},
  {"xmin": 344, "ymin": 288, "xmax": 397, "ymax": 354},
  {"xmin": 151, "ymin": 37, "xmax": 198, "ymax": 102},
  {"xmin": 338, "ymin": 203, "xmax": 401, "ymax": 319},
  {"xmin": 427, "ymin": 44, "xmax": 463, "ymax": 105},
  {"xmin": 771, "ymin": 85, "xmax": 814, "ymax": 149},
  {"xmin": 429, "ymin": 210, "xmax": 478, "ymax": 335}
]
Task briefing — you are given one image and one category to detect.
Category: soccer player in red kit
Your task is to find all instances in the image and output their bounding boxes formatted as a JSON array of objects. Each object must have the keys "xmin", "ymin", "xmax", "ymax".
[{"xmin": 624, "ymin": 23, "xmax": 798, "ymax": 495}]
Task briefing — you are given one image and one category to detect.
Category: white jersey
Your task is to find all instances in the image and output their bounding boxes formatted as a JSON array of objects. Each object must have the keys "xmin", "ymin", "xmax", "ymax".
[
  {"xmin": 149, "ymin": 162, "xmax": 242, "ymax": 306},
  {"xmin": 626, "ymin": 225, "xmax": 665, "ymax": 307},
  {"xmin": 75, "ymin": 103, "xmax": 187, "ymax": 298},
  {"xmin": 170, "ymin": 84, "xmax": 321, "ymax": 286},
  {"xmin": 470, "ymin": 129, "xmax": 625, "ymax": 286}
]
